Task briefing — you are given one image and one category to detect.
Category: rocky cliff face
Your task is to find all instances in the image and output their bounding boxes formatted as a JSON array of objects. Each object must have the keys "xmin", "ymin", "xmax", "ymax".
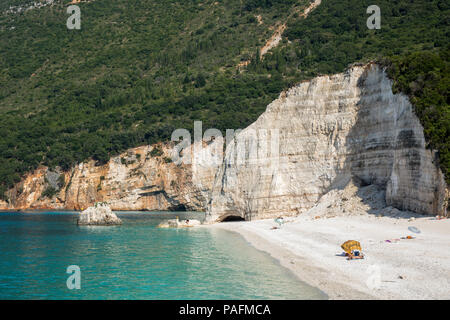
[
  {"xmin": 205, "ymin": 64, "xmax": 447, "ymax": 222},
  {"xmin": 0, "ymin": 143, "xmax": 218, "ymax": 211},
  {"xmin": 1, "ymin": 64, "xmax": 447, "ymax": 220}
]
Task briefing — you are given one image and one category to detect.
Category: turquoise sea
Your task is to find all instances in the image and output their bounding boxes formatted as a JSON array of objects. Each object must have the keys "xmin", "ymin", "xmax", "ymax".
[{"xmin": 0, "ymin": 211, "xmax": 326, "ymax": 300}]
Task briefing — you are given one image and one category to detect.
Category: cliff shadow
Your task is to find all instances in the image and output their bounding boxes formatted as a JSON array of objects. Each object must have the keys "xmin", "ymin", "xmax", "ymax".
[{"xmin": 326, "ymin": 65, "xmax": 427, "ymax": 219}]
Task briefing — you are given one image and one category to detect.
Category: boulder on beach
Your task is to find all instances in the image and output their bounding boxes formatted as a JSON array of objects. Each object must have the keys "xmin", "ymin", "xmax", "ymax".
[{"xmin": 77, "ymin": 203, "xmax": 122, "ymax": 225}]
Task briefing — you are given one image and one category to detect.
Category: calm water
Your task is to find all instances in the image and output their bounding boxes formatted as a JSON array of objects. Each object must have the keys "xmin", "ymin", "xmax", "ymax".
[{"xmin": 0, "ymin": 211, "xmax": 326, "ymax": 300}]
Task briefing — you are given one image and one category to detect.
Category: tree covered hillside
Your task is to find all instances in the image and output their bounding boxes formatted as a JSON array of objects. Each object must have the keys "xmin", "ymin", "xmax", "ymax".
[
  {"xmin": 0, "ymin": 0, "xmax": 305, "ymax": 197},
  {"xmin": 280, "ymin": 0, "xmax": 449, "ymax": 183},
  {"xmin": 0, "ymin": 0, "xmax": 448, "ymax": 199}
]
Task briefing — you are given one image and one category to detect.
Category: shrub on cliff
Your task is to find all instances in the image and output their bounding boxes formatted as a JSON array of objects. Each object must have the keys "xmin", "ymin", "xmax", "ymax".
[{"xmin": 41, "ymin": 186, "xmax": 57, "ymax": 199}]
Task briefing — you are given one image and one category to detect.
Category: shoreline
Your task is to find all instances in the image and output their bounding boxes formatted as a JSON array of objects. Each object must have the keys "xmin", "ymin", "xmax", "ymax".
[
  {"xmin": 0, "ymin": 209, "xmax": 206, "ymax": 214},
  {"xmin": 208, "ymin": 215, "xmax": 450, "ymax": 300},
  {"xmin": 3, "ymin": 209, "xmax": 449, "ymax": 299}
]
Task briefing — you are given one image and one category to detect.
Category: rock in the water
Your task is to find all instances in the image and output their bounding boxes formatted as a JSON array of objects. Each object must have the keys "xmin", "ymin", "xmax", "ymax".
[
  {"xmin": 157, "ymin": 218, "xmax": 201, "ymax": 228},
  {"xmin": 77, "ymin": 203, "xmax": 122, "ymax": 225}
]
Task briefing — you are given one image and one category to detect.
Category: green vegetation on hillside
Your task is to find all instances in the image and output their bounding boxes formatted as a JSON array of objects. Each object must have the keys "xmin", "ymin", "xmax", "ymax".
[
  {"xmin": 0, "ymin": 0, "xmax": 305, "ymax": 198},
  {"xmin": 284, "ymin": 0, "xmax": 448, "ymax": 75},
  {"xmin": 0, "ymin": 0, "xmax": 448, "ymax": 199},
  {"xmin": 280, "ymin": 0, "xmax": 449, "ymax": 183},
  {"xmin": 382, "ymin": 50, "xmax": 449, "ymax": 184}
]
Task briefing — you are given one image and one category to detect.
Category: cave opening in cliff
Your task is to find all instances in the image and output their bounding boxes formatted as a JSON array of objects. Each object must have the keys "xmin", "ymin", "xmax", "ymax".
[
  {"xmin": 169, "ymin": 204, "xmax": 187, "ymax": 211},
  {"xmin": 220, "ymin": 215, "xmax": 245, "ymax": 222}
]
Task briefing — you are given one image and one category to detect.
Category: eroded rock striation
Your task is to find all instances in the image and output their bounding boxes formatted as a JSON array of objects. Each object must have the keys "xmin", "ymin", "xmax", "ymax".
[{"xmin": 205, "ymin": 64, "xmax": 447, "ymax": 222}]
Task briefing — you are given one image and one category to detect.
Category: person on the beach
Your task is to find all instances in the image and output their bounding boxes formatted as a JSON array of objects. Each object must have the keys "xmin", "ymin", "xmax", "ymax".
[
  {"xmin": 346, "ymin": 249, "xmax": 364, "ymax": 260},
  {"xmin": 274, "ymin": 216, "xmax": 284, "ymax": 228},
  {"xmin": 185, "ymin": 219, "xmax": 189, "ymax": 225}
]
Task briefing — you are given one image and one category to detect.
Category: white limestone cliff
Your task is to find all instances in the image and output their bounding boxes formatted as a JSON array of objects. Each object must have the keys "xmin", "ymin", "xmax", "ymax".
[{"xmin": 205, "ymin": 64, "xmax": 448, "ymax": 222}]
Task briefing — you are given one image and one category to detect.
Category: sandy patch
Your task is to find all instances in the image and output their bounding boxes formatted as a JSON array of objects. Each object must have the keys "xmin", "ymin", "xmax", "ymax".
[{"xmin": 209, "ymin": 213, "xmax": 450, "ymax": 299}]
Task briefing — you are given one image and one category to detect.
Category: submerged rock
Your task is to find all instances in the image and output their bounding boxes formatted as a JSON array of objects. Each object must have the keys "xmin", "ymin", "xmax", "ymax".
[
  {"xmin": 77, "ymin": 203, "xmax": 122, "ymax": 225},
  {"xmin": 157, "ymin": 218, "xmax": 201, "ymax": 228}
]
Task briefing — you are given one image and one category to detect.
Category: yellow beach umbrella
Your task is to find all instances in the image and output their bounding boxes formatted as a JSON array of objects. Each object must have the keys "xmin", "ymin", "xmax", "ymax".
[{"xmin": 341, "ymin": 240, "xmax": 362, "ymax": 254}]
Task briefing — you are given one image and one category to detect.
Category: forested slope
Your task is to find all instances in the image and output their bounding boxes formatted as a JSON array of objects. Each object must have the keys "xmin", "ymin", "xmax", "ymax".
[{"xmin": 0, "ymin": 0, "xmax": 448, "ymax": 199}]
